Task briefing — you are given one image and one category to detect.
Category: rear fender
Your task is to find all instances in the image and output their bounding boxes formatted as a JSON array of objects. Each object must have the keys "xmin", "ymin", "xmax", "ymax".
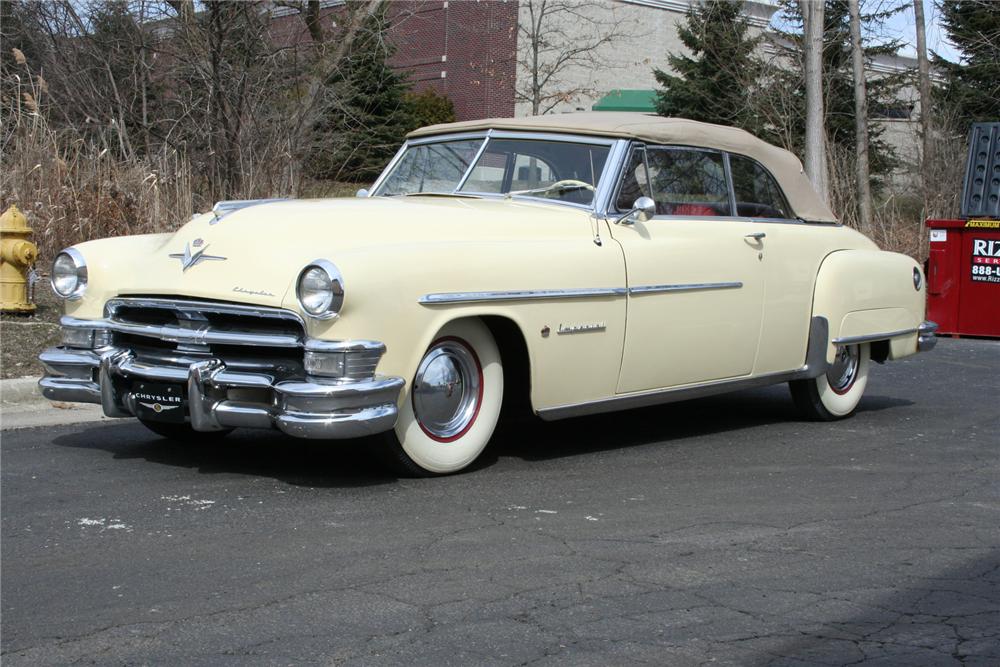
[{"xmin": 812, "ymin": 250, "xmax": 926, "ymax": 363}]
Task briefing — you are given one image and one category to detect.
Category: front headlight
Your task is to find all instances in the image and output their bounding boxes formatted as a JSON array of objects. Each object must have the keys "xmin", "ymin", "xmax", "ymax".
[
  {"xmin": 296, "ymin": 259, "xmax": 344, "ymax": 319},
  {"xmin": 51, "ymin": 248, "xmax": 88, "ymax": 299}
]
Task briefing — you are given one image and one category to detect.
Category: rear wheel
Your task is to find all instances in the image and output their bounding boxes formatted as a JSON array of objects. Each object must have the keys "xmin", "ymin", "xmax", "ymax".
[
  {"xmin": 790, "ymin": 342, "xmax": 870, "ymax": 420},
  {"xmin": 378, "ymin": 319, "xmax": 503, "ymax": 476},
  {"xmin": 138, "ymin": 419, "xmax": 233, "ymax": 442}
]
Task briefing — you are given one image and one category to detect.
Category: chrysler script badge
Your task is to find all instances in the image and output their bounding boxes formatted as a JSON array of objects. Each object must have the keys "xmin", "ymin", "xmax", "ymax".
[{"xmin": 169, "ymin": 241, "xmax": 226, "ymax": 271}]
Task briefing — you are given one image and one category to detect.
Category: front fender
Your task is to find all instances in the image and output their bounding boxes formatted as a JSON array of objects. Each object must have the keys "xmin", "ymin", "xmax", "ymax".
[
  {"xmin": 812, "ymin": 249, "xmax": 926, "ymax": 362},
  {"xmin": 298, "ymin": 233, "xmax": 628, "ymax": 413}
]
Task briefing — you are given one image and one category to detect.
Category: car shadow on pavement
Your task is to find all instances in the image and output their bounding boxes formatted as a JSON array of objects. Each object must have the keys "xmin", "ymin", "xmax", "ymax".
[
  {"xmin": 490, "ymin": 385, "xmax": 914, "ymax": 463},
  {"xmin": 49, "ymin": 386, "xmax": 913, "ymax": 482},
  {"xmin": 761, "ymin": 552, "xmax": 1000, "ymax": 663},
  {"xmin": 51, "ymin": 421, "xmax": 397, "ymax": 488}
]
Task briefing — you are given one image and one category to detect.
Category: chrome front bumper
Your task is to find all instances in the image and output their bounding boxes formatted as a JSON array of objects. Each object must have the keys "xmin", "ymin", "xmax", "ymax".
[{"xmin": 39, "ymin": 347, "xmax": 404, "ymax": 439}]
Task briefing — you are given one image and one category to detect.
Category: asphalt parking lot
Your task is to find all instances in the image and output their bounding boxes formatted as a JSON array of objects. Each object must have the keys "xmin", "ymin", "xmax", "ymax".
[{"xmin": 2, "ymin": 338, "xmax": 998, "ymax": 666}]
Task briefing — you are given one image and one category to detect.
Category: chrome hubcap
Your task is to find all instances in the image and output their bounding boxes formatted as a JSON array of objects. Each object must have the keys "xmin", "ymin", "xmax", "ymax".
[
  {"xmin": 826, "ymin": 344, "xmax": 860, "ymax": 393},
  {"xmin": 412, "ymin": 339, "xmax": 481, "ymax": 440}
]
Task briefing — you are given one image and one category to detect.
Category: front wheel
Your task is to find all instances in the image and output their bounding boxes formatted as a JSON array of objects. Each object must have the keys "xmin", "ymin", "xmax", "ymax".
[
  {"xmin": 790, "ymin": 342, "xmax": 870, "ymax": 421},
  {"xmin": 378, "ymin": 319, "xmax": 503, "ymax": 476}
]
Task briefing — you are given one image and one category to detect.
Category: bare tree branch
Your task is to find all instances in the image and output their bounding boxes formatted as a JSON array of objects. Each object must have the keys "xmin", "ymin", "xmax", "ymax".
[{"xmin": 516, "ymin": 0, "xmax": 636, "ymax": 115}]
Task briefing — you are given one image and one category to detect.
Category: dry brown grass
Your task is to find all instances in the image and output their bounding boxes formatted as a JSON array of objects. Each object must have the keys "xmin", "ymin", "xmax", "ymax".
[
  {"xmin": 826, "ymin": 126, "xmax": 967, "ymax": 263},
  {"xmin": 0, "ymin": 287, "xmax": 61, "ymax": 379},
  {"xmin": 1, "ymin": 70, "xmax": 365, "ymax": 266},
  {"xmin": 1, "ymin": 72, "xmax": 194, "ymax": 262}
]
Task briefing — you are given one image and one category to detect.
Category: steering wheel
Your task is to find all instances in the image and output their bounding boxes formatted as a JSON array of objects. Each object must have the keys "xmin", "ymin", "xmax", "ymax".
[{"xmin": 542, "ymin": 179, "xmax": 597, "ymax": 193}]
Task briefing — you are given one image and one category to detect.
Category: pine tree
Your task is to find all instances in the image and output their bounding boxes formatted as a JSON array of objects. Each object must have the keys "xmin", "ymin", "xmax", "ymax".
[
  {"xmin": 405, "ymin": 88, "xmax": 456, "ymax": 130},
  {"xmin": 935, "ymin": 0, "xmax": 1000, "ymax": 125},
  {"xmin": 308, "ymin": 1, "xmax": 413, "ymax": 182},
  {"xmin": 653, "ymin": 0, "xmax": 763, "ymax": 134}
]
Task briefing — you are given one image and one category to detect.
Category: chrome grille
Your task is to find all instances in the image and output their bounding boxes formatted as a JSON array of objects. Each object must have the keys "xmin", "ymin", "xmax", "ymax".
[{"xmin": 104, "ymin": 298, "xmax": 305, "ymax": 349}]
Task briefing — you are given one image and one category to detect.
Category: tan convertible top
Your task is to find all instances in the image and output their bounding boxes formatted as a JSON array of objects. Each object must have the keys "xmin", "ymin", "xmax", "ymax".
[{"xmin": 408, "ymin": 112, "xmax": 837, "ymax": 223}]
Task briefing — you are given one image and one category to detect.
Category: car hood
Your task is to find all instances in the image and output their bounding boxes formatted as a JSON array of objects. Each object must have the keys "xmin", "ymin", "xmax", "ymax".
[{"xmin": 76, "ymin": 196, "xmax": 590, "ymax": 311}]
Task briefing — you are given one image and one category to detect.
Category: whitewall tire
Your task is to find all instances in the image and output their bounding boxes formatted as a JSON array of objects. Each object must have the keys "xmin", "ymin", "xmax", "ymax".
[
  {"xmin": 790, "ymin": 342, "xmax": 870, "ymax": 421},
  {"xmin": 379, "ymin": 319, "xmax": 503, "ymax": 476}
]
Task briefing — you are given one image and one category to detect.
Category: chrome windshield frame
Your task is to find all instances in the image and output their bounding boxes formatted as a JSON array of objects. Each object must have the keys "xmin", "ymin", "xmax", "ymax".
[{"xmin": 367, "ymin": 131, "xmax": 626, "ymax": 212}]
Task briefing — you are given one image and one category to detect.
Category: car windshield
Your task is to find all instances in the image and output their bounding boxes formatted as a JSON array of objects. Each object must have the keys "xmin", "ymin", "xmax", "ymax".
[{"xmin": 374, "ymin": 136, "xmax": 611, "ymax": 207}]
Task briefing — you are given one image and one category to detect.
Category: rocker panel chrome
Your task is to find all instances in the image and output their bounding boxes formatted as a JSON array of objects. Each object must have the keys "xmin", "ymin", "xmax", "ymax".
[{"xmin": 537, "ymin": 316, "xmax": 830, "ymax": 421}]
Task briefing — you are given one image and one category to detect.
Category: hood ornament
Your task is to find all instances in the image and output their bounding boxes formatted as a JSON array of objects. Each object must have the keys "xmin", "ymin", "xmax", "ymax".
[{"xmin": 169, "ymin": 240, "xmax": 226, "ymax": 272}]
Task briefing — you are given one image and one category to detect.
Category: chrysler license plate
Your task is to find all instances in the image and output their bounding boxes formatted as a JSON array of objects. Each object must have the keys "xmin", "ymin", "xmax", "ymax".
[{"xmin": 131, "ymin": 382, "xmax": 185, "ymax": 423}]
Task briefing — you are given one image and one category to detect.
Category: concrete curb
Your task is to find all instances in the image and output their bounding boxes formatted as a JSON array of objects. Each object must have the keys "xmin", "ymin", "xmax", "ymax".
[
  {"xmin": 1, "ymin": 376, "xmax": 43, "ymax": 405},
  {"xmin": 1, "ymin": 376, "xmax": 125, "ymax": 430}
]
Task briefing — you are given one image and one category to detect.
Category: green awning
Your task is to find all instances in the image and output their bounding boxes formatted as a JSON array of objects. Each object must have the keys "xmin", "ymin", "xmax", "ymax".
[{"xmin": 592, "ymin": 89, "xmax": 657, "ymax": 112}]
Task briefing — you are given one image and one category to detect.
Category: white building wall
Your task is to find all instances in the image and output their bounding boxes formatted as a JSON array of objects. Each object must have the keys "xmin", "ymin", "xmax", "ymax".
[
  {"xmin": 513, "ymin": 0, "xmax": 777, "ymax": 117},
  {"xmin": 513, "ymin": 0, "xmax": 921, "ymax": 169}
]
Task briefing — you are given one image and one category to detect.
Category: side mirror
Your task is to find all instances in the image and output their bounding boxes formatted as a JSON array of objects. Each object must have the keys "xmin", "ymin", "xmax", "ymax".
[
  {"xmin": 355, "ymin": 188, "xmax": 369, "ymax": 198},
  {"xmin": 615, "ymin": 196, "xmax": 655, "ymax": 225},
  {"xmin": 633, "ymin": 196, "xmax": 655, "ymax": 222}
]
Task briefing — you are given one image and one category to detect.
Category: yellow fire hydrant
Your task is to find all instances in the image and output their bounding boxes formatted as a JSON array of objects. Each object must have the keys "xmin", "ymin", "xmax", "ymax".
[{"xmin": 1, "ymin": 205, "xmax": 39, "ymax": 314}]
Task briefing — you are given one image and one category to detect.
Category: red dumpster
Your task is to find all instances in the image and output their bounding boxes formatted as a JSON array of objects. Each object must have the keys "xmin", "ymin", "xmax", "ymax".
[
  {"xmin": 926, "ymin": 218, "xmax": 1000, "ymax": 337},
  {"xmin": 924, "ymin": 122, "xmax": 1000, "ymax": 339}
]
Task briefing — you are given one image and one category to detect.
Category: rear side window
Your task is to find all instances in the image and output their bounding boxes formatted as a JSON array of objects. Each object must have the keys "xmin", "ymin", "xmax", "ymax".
[
  {"xmin": 645, "ymin": 148, "xmax": 731, "ymax": 216},
  {"xmin": 729, "ymin": 154, "xmax": 792, "ymax": 219}
]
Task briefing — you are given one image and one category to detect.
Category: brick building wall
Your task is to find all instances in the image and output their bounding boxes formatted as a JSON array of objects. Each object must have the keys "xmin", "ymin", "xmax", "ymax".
[
  {"xmin": 390, "ymin": 1, "xmax": 518, "ymax": 121},
  {"xmin": 267, "ymin": 0, "xmax": 518, "ymax": 122}
]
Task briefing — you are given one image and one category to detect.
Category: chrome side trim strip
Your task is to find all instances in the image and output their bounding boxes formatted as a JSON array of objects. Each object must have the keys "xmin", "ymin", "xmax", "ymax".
[
  {"xmin": 833, "ymin": 327, "xmax": 918, "ymax": 346},
  {"xmin": 419, "ymin": 287, "xmax": 627, "ymax": 306},
  {"xmin": 628, "ymin": 281, "xmax": 743, "ymax": 295},
  {"xmin": 538, "ymin": 316, "xmax": 829, "ymax": 421},
  {"xmin": 420, "ymin": 282, "xmax": 744, "ymax": 304}
]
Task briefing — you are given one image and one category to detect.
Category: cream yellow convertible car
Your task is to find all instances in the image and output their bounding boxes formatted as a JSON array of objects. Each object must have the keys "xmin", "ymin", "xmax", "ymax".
[{"xmin": 40, "ymin": 113, "xmax": 936, "ymax": 475}]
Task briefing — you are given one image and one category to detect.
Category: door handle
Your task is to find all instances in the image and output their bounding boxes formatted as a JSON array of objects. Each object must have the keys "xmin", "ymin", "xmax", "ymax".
[{"xmin": 745, "ymin": 232, "xmax": 766, "ymax": 240}]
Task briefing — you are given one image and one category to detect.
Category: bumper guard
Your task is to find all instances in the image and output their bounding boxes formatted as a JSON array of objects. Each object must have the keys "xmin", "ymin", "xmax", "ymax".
[
  {"xmin": 918, "ymin": 320, "xmax": 938, "ymax": 353},
  {"xmin": 39, "ymin": 346, "xmax": 404, "ymax": 439}
]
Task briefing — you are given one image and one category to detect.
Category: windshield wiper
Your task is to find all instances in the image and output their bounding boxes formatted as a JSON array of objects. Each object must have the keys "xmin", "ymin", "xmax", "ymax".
[
  {"xmin": 398, "ymin": 191, "xmax": 482, "ymax": 198},
  {"xmin": 505, "ymin": 181, "xmax": 595, "ymax": 199}
]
